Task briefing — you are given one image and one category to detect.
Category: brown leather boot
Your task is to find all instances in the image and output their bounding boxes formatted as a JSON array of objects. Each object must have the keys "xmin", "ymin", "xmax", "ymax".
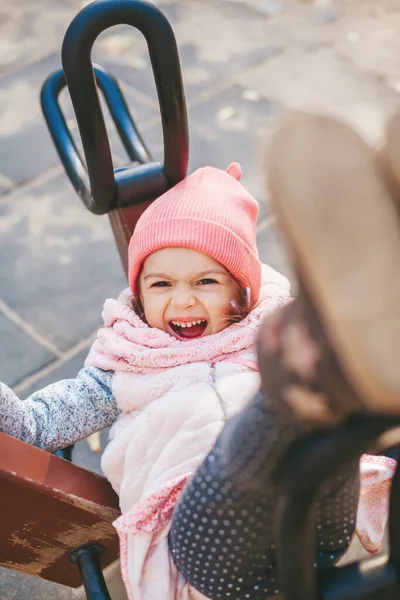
[
  {"xmin": 257, "ymin": 282, "xmax": 369, "ymax": 426},
  {"xmin": 258, "ymin": 113, "xmax": 400, "ymax": 422}
]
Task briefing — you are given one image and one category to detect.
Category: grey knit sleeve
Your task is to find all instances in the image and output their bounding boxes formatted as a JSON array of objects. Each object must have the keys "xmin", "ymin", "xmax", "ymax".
[{"xmin": 0, "ymin": 367, "xmax": 120, "ymax": 452}]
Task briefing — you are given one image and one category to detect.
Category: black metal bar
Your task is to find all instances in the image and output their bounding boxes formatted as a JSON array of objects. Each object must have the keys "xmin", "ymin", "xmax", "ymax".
[
  {"xmin": 114, "ymin": 161, "xmax": 168, "ymax": 208},
  {"xmin": 40, "ymin": 69, "xmax": 93, "ymax": 210},
  {"xmin": 61, "ymin": 0, "xmax": 188, "ymax": 214},
  {"xmin": 94, "ymin": 64, "xmax": 152, "ymax": 165},
  {"xmin": 70, "ymin": 543, "xmax": 111, "ymax": 600},
  {"xmin": 41, "ymin": 64, "xmax": 159, "ymax": 214},
  {"xmin": 275, "ymin": 414, "xmax": 400, "ymax": 600},
  {"xmin": 320, "ymin": 555, "xmax": 399, "ymax": 600},
  {"xmin": 53, "ymin": 445, "xmax": 74, "ymax": 462}
]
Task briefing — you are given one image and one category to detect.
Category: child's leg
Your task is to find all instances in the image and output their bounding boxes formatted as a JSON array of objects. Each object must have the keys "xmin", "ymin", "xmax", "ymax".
[
  {"xmin": 266, "ymin": 112, "xmax": 400, "ymax": 415},
  {"xmin": 169, "ymin": 112, "xmax": 400, "ymax": 598}
]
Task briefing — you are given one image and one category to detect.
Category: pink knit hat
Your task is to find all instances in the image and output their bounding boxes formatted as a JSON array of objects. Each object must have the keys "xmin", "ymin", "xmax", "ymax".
[{"xmin": 128, "ymin": 163, "xmax": 262, "ymax": 305}]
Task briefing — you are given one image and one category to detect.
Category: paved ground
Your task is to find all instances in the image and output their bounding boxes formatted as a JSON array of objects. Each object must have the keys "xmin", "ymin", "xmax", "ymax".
[{"xmin": 1, "ymin": 0, "xmax": 399, "ymax": 596}]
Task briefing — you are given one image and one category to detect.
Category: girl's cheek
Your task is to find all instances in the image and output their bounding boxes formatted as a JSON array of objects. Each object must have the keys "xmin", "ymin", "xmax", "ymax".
[{"xmin": 150, "ymin": 296, "xmax": 170, "ymax": 320}]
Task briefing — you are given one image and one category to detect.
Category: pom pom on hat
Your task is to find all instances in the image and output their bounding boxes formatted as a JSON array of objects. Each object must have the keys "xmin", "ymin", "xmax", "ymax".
[{"xmin": 226, "ymin": 162, "xmax": 243, "ymax": 181}]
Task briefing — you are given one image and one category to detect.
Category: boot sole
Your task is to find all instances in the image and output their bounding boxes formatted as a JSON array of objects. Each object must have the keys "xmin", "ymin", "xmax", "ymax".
[{"xmin": 267, "ymin": 113, "xmax": 400, "ymax": 413}]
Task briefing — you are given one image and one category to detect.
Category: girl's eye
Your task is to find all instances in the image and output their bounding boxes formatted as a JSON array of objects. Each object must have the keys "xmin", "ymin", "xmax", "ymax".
[
  {"xmin": 151, "ymin": 281, "xmax": 170, "ymax": 288},
  {"xmin": 198, "ymin": 278, "xmax": 217, "ymax": 285}
]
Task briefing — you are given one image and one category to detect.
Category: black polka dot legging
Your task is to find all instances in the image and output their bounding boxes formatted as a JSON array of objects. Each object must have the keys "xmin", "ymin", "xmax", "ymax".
[{"xmin": 168, "ymin": 391, "xmax": 360, "ymax": 599}]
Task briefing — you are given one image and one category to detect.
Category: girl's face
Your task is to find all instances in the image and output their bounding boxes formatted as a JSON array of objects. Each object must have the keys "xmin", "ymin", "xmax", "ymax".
[{"xmin": 138, "ymin": 248, "xmax": 240, "ymax": 340}]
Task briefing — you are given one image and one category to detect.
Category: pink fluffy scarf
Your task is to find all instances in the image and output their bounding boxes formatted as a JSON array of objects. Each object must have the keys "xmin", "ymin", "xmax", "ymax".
[{"xmin": 86, "ymin": 287, "xmax": 289, "ymax": 374}]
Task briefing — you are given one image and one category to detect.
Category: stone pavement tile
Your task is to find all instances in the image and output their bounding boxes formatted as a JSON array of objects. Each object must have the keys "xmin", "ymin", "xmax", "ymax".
[
  {"xmin": 0, "ymin": 311, "xmax": 56, "ymax": 388},
  {"xmin": 0, "ymin": 170, "xmax": 126, "ymax": 353},
  {"xmin": 142, "ymin": 83, "xmax": 285, "ymax": 220},
  {"xmin": 19, "ymin": 344, "xmax": 109, "ymax": 475},
  {"xmin": 236, "ymin": 45, "xmax": 400, "ymax": 144},
  {"xmin": 0, "ymin": 568, "xmax": 72, "ymax": 600},
  {"xmin": 188, "ymin": 85, "xmax": 285, "ymax": 218},
  {"xmin": 0, "ymin": 53, "xmax": 63, "ymax": 185},
  {"xmin": 19, "ymin": 345, "xmax": 90, "ymax": 398},
  {"xmin": 0, "ymin": 52, "xmax": 157, "ymax": 186},
  {"xmin": 0, "ymin": 0, "xmax": 78, "ymax": 75},
  {"xmin": 332, "ymin": 9, "xmax": 400, "ymax": 94},
  {"xmin": 0, "ymin": 174, "xmax": 13, "ymax": 196},
  {"xmin": 93, "ymin": 0, "xmax": 283, "ymax": 103}
]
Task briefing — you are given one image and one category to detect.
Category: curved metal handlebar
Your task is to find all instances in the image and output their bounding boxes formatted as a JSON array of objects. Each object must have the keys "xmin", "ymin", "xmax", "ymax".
[
  {"xmin": 41, "ymin": 64, "xmax": 154, "ymax": 213},
  {"xmin": 41, "ymin": 0, "xmax": 189, "ymax": 215},
  {"xmin": 41, "ymin": 67, "xmax": 91, "ymax": 212}
]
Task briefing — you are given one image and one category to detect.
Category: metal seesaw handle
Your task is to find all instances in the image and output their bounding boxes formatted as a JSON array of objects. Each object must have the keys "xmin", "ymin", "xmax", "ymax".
[
  {"xmin": 70, "ymin": 543, "xmax": 112, "ymax": 600},
  {"xmin": 41, "ymin": 64, "xmax": 153, "ymax": 213},
  {"xmin": 42, "ymin": 0, "xmax": 188, "ymax": 215}
]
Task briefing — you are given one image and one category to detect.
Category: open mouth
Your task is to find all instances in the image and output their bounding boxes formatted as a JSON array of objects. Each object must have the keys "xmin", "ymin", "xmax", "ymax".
[{"xmin": 169, "ymin": 319, "xmax": 208, "ymax": 339}]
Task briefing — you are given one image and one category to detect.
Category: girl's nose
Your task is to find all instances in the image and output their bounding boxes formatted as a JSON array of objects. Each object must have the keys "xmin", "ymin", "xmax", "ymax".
[{"xmin": 170, "ymin": 287, "xmax": 196, "ymax": 309}]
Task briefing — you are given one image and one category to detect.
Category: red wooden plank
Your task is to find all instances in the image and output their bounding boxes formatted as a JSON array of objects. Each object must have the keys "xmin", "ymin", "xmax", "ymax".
[{"xmin": 0, "ymin": 433, "xmax": 120, "ymax": 587}]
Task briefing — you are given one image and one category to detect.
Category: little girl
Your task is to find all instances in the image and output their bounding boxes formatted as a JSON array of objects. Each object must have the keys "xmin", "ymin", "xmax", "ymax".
[{"xmin": 0, "ymin": 122, "xmax": 397, "ymax": 600}]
